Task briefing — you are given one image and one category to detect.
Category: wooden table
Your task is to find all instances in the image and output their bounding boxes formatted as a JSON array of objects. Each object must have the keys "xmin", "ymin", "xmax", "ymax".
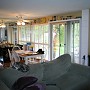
[{"xmin": 15, "ymin": 50, "xmax": 44, "ymax": 65}]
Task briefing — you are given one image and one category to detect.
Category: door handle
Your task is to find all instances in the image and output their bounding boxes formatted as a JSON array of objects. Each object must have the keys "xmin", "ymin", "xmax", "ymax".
[
  {"xmin": 82, "ymin": 55, "xmax": 85, "ymax": 60},
  {"xmin": 60, "ymin": 44, "xmax": 61, "ymax": 47},
  {"xmin": 82, "ymin": 55, "xmax": 85, "ymax": 65}
]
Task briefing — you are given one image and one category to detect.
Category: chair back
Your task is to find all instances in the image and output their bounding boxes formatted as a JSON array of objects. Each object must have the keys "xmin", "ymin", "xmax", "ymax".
[
  {"xmin": 8, "ymin": 49, "xmax": 15, "ymax": 66},
  {"xmin": 12, "ymin": 51, "xmax": 20, "ymax": 62},
  {"xmin": 12, "ymin": 45, "xmax": 21, "ymax": 51},
  {"xmin": 8, "ymin": 49, "xmax": 12, "ymax": 60}
]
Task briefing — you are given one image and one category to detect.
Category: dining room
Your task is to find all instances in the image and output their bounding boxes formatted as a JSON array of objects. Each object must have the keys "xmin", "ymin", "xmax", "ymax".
[{"xmin": 0, "ymin": 0, "xmax": 90, "ymax": 67}]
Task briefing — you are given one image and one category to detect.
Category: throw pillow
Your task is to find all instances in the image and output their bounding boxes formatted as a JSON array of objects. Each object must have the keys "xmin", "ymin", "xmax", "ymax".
[
  {"xmin": 23, "ymin": 83, "xmax": 45, "ymax": 90},
  {"xmin": 11, "ymin": 76, "xmax": 38, "ymax": 90}
]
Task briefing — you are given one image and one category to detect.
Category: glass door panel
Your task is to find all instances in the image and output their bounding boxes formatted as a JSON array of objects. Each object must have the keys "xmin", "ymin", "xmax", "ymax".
[
  {"xmin": 51, "ymin": 20, "xmax": 80, "ymax": 64},
  {"xmin": 52, "ymin": 23, "xmax": 66, "ymax": 59},
  {"xmin": 59, "ymin": 24, "xmax": 66, "ymax": 55},
  {"xmin": 52, "ymin": 24, "xmax": 59, "ymax": 59},
  {"xmin": 70, "ymin": 21, "xmax": 80, "ymax": 63}
]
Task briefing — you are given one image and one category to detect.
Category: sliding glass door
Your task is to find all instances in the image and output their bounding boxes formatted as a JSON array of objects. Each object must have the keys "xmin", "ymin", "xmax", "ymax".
[
  {"xmin": 52, "ymin": 23, "xmax": 66, "ymax": 59},
  {"xmin": 50, "ymin": 19, "xmax": 81, "ymax": 64},
  {"xmin": 69, "ymin": 21, "xmax": 80, "ymax": 63}
]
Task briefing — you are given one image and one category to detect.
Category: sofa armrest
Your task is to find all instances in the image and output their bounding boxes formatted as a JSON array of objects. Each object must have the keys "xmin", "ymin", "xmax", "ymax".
[{"xmin": 0, "ymin": 79, "xmax": 10, "ymax": 90}]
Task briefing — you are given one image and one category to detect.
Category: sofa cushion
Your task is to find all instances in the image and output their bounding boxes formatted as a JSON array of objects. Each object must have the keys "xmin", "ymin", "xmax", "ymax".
[
  {"xmin": 43, "ymin": 54, "xmax": 71, "ymax": 81},
  {"xmin": 11, "ymin": 76, "xmax": 38, "ymax": 90},
  {"xmin": 0, "ymin": 79, "xmax": 10, "ymax": 90},
  {"xmin": 0, "ymin": 67, "xmax": 26, "ymax": 88},
  {"xmin": 46, "ymin": 86, "xmax": 60, "ymax": 90},
  {"xmin": 26, "ymin": 63, "xmax": 44, "ymax": 81},
  {"xmin": 69, "ymin": 63, "xmax": 90, "ymax": 79},
  {"xmin": 54, "ymin": 73, "xmax": 89, "ymax": 90}
]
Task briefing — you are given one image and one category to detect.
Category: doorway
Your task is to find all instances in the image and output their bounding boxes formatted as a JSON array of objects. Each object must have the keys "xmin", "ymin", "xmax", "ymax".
[
  {"xmin": 52, "ymin": 22, "xmax": 66, "ymax": 59},
  {"xmin": 50, "ymin": 19, "xmax": 81, "ymax": 64}
]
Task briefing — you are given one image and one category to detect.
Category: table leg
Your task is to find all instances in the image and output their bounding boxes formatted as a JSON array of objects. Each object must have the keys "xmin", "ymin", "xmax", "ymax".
[
  {"xmin": 25, "ymin": 57, "xmax": 28, "ymax": 65},
  {"xmin": 41, "ymin": 55, "xmax": 44, "ymax": 62}
]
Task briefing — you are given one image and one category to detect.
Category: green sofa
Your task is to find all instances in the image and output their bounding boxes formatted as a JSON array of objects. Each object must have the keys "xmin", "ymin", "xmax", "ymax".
[{"xmin": 0, "ymin": 54, "xmax": 90, "ymax": 90}]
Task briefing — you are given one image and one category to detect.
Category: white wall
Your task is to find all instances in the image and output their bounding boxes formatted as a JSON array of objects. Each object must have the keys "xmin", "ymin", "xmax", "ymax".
[{"xmin": 80, "ymin": 9, "xmax": 90, "ymax": 65}]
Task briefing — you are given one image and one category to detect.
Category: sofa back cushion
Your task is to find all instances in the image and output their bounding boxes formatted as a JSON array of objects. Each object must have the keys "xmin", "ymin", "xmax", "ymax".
[
  {"xmin": 0, "ymin": 79, "xmax": 10, "ymax": 90},
  {"xmin": 26, "ymin": 63, "xmax": 44, "ymax": 81},
  {"xmin": 43, "ymin": 54, "xmax": 71, "ymax": 81},
  {"xmin": 0, "ymin": 68, "xmax": 26, "ymax": 88}
]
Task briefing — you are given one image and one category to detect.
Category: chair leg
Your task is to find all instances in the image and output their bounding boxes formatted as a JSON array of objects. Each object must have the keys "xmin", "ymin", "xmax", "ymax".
[{"xmin": 10, "ymin": 60, "xmax": 15, "ymax": 67}]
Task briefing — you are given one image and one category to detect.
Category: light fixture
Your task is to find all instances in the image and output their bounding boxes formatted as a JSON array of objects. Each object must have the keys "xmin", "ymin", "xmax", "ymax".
[
  {"xmin": 16, "ymin": 16, "xmax": 25, "ymax": 25},
  {"xmin": 17, "ymin": 20, "xmax": 25, "ymax": 25},
  {"xmin": 0, "ymin": 20, "xmax": 6, "ymax": 28}
]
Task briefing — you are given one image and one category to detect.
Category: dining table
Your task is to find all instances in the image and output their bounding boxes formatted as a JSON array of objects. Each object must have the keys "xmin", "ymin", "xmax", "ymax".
[{"xmin": 15, "ymin": 50, "xmax": 44, "ymax": 65}]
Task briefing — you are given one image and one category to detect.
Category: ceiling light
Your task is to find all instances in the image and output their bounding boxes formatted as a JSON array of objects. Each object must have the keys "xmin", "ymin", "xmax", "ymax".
[
  {"xmin": 16, "ymin": 16, "xmax": 25, "ymax": 25},
  {"xmin": 17, "ymin": 21, "xmax": 25, "ymax": 25},
  {"xmin": 21, "ymin": 22, "xmax": 25, "ymax": 25},
  {"xmin": 17, "ymin": 21, "xmax": 21, "ymax": 25}
]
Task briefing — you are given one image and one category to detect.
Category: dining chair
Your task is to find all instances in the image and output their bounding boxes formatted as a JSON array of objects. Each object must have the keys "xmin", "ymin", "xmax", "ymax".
[
  {"xmin": 12, "ymin": 45, "xmax": 25, "ymax": 61},
  {"xmin": 35, "ymin": 47, "xmax": 46, "ymax": 62},
  {"xmin": 12, "ymin": 51, "xmax": 20, "ymax": 63},
  {"xmin": 12, "ymin": 45, "xmax": 21, "ymax": 51},
  {"xmin": 8, "ymin": 49, "xmax": 14, "ymax": 67}
]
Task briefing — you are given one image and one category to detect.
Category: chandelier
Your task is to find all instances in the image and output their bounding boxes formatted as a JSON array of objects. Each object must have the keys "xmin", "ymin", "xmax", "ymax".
[
  {"xmin": 0, "ymin": 20, "xmax": 6, "ymax": 28},
  {"xmin": 16, "ymin": 16, "xmax": 25, "ymax": 25}
]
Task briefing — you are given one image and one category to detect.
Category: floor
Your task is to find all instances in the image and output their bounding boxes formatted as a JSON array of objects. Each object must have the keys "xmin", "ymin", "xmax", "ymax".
[
  {"xmin": 3, "ymin": 61, "xmax": 10, "ymax": 68},
  {"xmin": 1, "ymin": 57, "xmax": 48, "ymax": 68},
  {"xmin": 2, "ymin": 59, "xmax": 44, "ymax": 68}
]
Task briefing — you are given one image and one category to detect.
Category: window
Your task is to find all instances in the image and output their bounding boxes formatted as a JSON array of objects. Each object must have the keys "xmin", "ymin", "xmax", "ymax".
[
  {"xmin": 31, "ymin": 24, "xmax": 49, "ymax": 60},
  {"xmin": 18, "ymin": 25, "xmax": 30, "ymax": 44},
  {"xmin": 18, "ymin": 24, "xmax": 49, "ymax": 60}
]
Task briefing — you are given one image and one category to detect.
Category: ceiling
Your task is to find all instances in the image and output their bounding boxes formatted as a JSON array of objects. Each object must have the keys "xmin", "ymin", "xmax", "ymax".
[{"xmin": 0, "ymin": 0, "xmax": 90, "ymax": 23}]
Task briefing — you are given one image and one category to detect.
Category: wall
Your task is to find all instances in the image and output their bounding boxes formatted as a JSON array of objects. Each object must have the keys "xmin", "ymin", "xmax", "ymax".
[
  {"xmin": 80, "ymin": 9, "xmax": 90, "ymax": 65},
  {"xmin": 30, "ymin": 11, "xmax": 82, "ymax": 24}
]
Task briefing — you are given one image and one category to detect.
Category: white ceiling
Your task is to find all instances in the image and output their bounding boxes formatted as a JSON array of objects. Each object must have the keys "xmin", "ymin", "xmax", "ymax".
[{"xmin": 0, "ymin": 0, "xmax": 90, "ymax": 22}]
